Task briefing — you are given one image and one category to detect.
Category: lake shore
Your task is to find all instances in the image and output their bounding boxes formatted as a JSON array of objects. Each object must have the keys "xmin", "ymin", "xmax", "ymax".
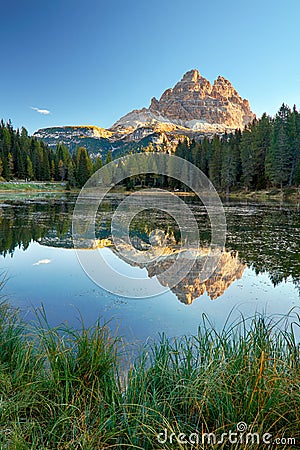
[
  {"xmin": 1, "ymin": 181, "xmax": 299, "ymax": 203},
  {"xmin": 0, "ymin": 181, "xmax": 73, "ymax": 193},
  {"xmin": 221, "ymin": 187, "xmax": 300, "ymax": 202}
]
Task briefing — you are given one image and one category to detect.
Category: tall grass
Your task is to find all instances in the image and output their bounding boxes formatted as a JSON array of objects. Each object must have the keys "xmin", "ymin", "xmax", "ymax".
[{"xmin": 0, "ymin": 303, "xmax": 299, "ymax": 449}]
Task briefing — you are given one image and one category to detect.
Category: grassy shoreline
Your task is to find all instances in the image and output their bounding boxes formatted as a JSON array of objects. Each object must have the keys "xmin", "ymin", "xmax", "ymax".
[
  {"xmin": 0, "ymin": 303, "xmax": 299, "ymax": 449},
  {"xmin": 221, "ymin": 187, "xmax": 300, "ymax": 202},
  {"xmin": 0, "ymin": 181, "xmax": 74, "ymax": 193},
  {"xmin": 1, "ymin": 181, "xmax": 299, "ymax": 202}
]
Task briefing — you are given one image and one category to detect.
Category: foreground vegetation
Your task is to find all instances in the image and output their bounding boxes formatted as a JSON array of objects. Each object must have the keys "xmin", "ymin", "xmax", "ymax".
[{"xmin": 0, "ymin": 303, "xmax": 299, "ymax": 449}]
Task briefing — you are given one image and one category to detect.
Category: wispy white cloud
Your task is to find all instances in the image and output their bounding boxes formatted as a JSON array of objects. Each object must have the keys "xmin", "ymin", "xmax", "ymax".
[
  {"xmin": 30, "ymin": 106, "xmax": 51, "ymax": 115},
  {"xmin": 33, "ymin": 259, "xmax": 51, "ymax": 266}
]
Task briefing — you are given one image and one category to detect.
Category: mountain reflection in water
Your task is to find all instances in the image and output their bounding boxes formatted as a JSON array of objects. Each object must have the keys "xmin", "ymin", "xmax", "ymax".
[
  {"xmin": 73, "ymin": 235, "xmax": 246, "ymax": 304},
  {"xmin": 0, "ymin": 194, "xmax": 299, "ymax": 305}
]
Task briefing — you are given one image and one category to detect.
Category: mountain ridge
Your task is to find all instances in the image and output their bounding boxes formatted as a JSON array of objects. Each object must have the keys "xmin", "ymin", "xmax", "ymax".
[{"xmin": 34, "ymin": 69, "xmax": 255, "ymax": 156}]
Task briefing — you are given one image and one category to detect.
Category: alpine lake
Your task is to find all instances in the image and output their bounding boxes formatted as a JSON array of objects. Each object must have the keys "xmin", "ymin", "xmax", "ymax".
[{"xmin": 0, "ymin": 192, "xmax": 299, "ymax": 344}]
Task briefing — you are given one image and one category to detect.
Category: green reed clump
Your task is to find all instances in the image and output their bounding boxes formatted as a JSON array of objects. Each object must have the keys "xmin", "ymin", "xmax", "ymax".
[
  {"xmin": 122, "ymin": 314, "xmax": 300, "ymax": 449},
  {"xmin": 0, "ymin": 304, "xmax": 299, "ymax": 449},
  {"xmin": 0, "ymin": 304, "xmax": 122, "ymax": 449}
]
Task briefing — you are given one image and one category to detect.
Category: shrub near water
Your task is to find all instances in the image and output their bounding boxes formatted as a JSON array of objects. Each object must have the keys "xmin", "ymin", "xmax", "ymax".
[
  {"xmin": 0, "ymin": 305, "xmax": 121, "ymax": 449},
  {"xmin": 0, "ymin": 303, "xmax": 299, "ymax": 449}
]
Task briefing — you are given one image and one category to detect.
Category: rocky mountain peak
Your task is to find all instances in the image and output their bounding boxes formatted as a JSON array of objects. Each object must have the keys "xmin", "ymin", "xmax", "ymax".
[
  {"xmin": 167, "ymin": 69, "xmax": 212, "ymax": 99},
  {"xmin": 212, "ymin": 76, "xmax": 238, "ymax": 98},
  {"xmin": 181, "ymin": 68, "xmax": 202, "ymax": 83},
  {"xmin": 145, "ymin": 69, "xmax": 255, "ymax": 129},
  {"xmin": 150, "ymin": 97, "xmax": 159, "ymax": 110}
]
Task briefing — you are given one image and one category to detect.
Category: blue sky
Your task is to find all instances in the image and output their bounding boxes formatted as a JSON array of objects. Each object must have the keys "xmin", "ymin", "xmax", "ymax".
[{"xmin": 1, "ymin": 0, "xmax": 299, "ymax": 134}]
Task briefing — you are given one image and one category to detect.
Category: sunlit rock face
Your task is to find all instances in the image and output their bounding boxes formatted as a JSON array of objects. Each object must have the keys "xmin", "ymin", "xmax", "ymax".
[{"xmin": 112, "ymin": 69, "xmax": 255, "ymax": 134}]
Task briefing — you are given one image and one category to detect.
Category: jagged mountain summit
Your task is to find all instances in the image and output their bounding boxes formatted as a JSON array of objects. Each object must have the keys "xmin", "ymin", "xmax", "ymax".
[
  {"xmin": 112, "ymin": 69, "xmax": 255, "ymax": 135},
  {"xmin": 34, "ymin": 69, "xmax": 255, "ymax": 156}
]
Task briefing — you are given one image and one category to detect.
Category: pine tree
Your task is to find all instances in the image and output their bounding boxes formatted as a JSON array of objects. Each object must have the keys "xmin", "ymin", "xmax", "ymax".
[
  {"xmin": 293, "ymin": 157, "xmax": 300, "ymax": 185},
  {"xmin": 266, "ymin": 105, "xmax": 292, "ymax": 187},
  {"xmin": 30, "ymin": 139, "xmax": 43, "ymax": 180},
  {"xmin": 26, "ymin": 156, "xmax": 34, "ymax": 180},
  {"xmin": 2, "ymin": 127, "xmax": 11, "ymax": 179},
  {"xmin": 93, "ymin": 156, "xmax": 102, "ymax": 172},
  {"xmin": 14, "ymin": 142, "xmax": 26, "ymax": 179},
  {"xmin": 209, "ymin": 136, "xmax": 222, "ymax": 189},
  {"xmin": 292, "ymin": 106, "xmax": 300, "ymax": 185},
  {"xmin": 58, "ymin": 160, "xmax": 66, "ymax": 181},
  {"xmin": 190, "ymin": 140, "xmax": 201, "ymax": 168},
  {"xmin": 287, "ymin": 106, "xmax": 299, "ymax": 185},
  {"xmin": 240, "ymin": 125, "xmax": 254, "ymax": 189},
  {"xmin": 175, "ymin": 139, "xmax": 189, "ymax": 160},
  {"xmin": 41, "ymin": 144, "xmax": 50, "ymax": 180},
  {"xmin": 76, "ymin": 147, "xmax": 93, "ymax": 187},
  {"xmin": 50, "ymin": 160, "xmax": 56, "ymax": 181},
  {"xmin": 104, "ymin": 150, "xmax": 112, "ymax": 165},
  {"xmin": 67, "ymin": 160, "xmax": 76, "ymax": 186},
  {"xmin": 252, "ymin": 114, "xmax": 272, "ymax": 189},
  {"xmin": 200, "ymin": 136, "xmax": 210, "ymax": 175},
  {"xmin": 220, "ymin": 133, "xmax": 240, "ymax": 193},
  {"xmin": 55, "ymin": 144, "xmax": 70, "ymax": 181},
  {"xmin": 7, "ymin": 153, "xmax": 14, "ymax": 180}
]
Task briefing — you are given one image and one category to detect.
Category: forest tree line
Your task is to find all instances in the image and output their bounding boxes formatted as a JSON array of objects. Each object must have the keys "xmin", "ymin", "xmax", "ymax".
[
  {"xmin": 0, "ymin": 103, "xmax": 300, "ymax": 191},
  {"xmin": 175, "ymin": 103, "xmax": 300, "ymax": 192},
  {"xmin": 0, "ymin": 120, "xmax": 107, "ymax": 188}
]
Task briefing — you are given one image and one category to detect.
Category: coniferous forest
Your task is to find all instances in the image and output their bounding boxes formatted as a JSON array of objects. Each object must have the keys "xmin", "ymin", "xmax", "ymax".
[
  {"xmin": 175, "ymin": 103, "xmax": 300, "ymax": 192},
  {"xmin": 0, "ymin": 119, "xmax": 101, "ymax": 188},
  {"xmin": 0, "ymin": 103, "xmax": 299, "ymax": 191}
]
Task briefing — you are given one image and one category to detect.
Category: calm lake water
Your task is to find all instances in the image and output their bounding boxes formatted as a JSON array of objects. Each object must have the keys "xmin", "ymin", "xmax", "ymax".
[{"xmin": 0, "ymin": 192, "xmax": 299, "ymax": 343}]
